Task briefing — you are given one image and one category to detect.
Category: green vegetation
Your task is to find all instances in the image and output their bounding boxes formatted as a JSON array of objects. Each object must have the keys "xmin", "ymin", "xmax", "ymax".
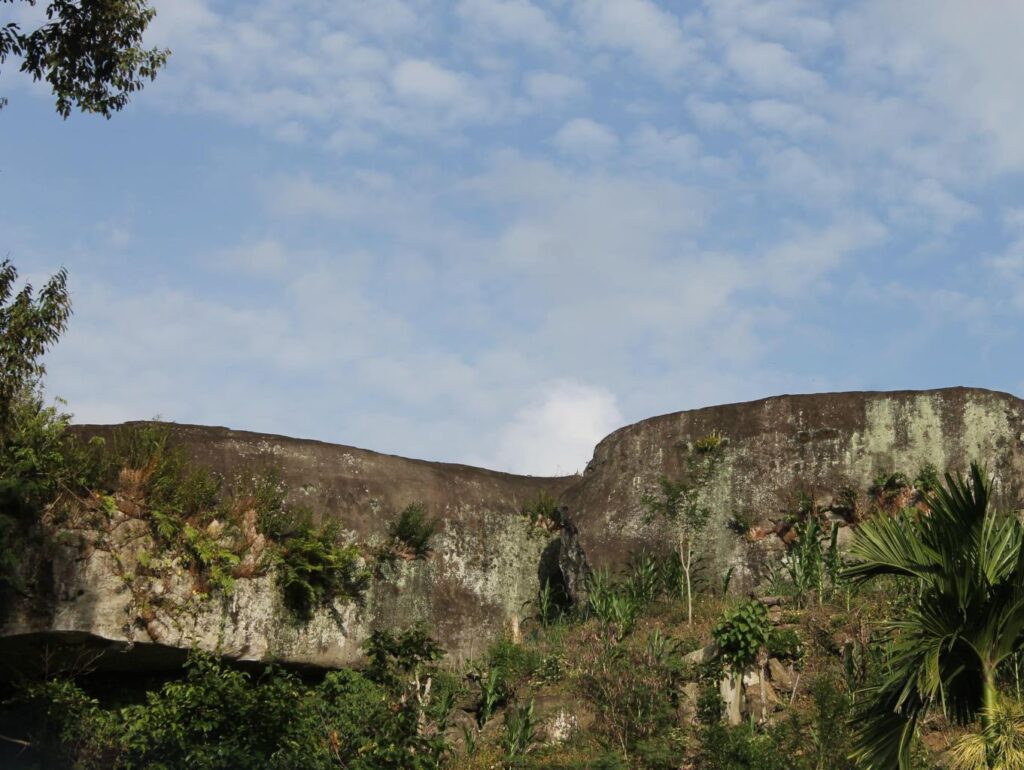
[
  {"xmin": 713, "ymin": 600, "xmax": 770, "ymax": 673},
  {"xmin": 0, "ymin": 262, "xmax": 373, "ymax": 623},
  {"xmin": 640, "ymin": 431, "xmax": 725, "ymax": 624},
  {"xmin": 771, "ymin": 517, "xmax": 843, "ymax": 608},
  {"xmin": 844, "ymin": 463, "xmax": 1024, "ymax": 769},
  {"xmin": 10, "ymin": 455, "xmax": 1022, "ymax": 770},
  {"xmin": 385, "ymin": 502, "xmax": 439, "ymax": 561},
  {"xmin": 21, "ymin": 640, "xmax": 451, "ymax": 770},
  {"xmin": 0, "ymin": 0, "xmax": 169, "ymax": 116},
  {"xmin": 273, "ymin": 518, "xmax": 370, "ymax": 620},
  {"xmin": 522, "ymin": 490, "xmax": 566, "ymax": 531}
]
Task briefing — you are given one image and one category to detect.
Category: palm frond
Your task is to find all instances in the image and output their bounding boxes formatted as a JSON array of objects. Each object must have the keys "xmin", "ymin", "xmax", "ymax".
[
  {"xmin": 842, "ymin": 509, "xmax": 938, "ymax": 583},
  {"xmin": 849, "ymin": 678, "xmax": 924, "ymax": 770}
]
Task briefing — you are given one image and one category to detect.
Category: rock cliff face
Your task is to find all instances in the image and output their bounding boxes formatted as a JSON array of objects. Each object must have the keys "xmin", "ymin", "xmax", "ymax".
[
  {"xmin": 2, "ymin": 387, "xmax": 1023, "ymax": 675},
  {"xmin": 560, "ymin": 387, "xmax": 1024, "ymax": 593},
  {"xmin": 0, "ymin": 425, "xmax": 575, "ymax": 674}
]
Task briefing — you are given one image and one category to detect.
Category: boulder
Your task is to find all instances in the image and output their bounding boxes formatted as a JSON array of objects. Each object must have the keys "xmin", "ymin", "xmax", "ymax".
[{"xmin": 767, "ymin": 658, "xmax": 794, "ymax": 692}]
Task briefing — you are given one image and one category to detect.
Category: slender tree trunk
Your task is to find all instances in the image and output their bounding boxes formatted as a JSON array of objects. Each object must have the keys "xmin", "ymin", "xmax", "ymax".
[
  {"xmin": 982, "ymin": 663, "xmax": 998, "ymax": 769},
  {"xmin": 681, "ymin": 538, "xmax": 692, "ymax": 624}
]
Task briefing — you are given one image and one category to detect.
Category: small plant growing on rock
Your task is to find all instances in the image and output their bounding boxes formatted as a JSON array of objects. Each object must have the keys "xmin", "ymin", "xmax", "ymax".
[
  {"xmin": 914, "ymin": 462, "xmax": 941, "ymax": 495},
  {"xmin": 476, "ymin": 667, "xmax": 508, "ymax": 727},
  {"xmin": 521, "ymin": 490, "xmax": 566, "ymax": 531},
  {"xmin": 386, "ymin": 503, "xmax": 438, "ymax": 560},
  {"xmin": 713, "ymin": 600, "xmax": 772, "ymax": 724},
  {"xmin": 502, "ymin": 698, "xmax": 537, "ymax": 759},
  {"xmin": 274, "ymin": 516, "xmax": 370, "ymax": 619}
]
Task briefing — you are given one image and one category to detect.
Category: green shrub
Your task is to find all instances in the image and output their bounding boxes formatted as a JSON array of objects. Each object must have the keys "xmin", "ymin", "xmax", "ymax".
[
  {"xmin": 586, "ymin": 568, "xmax": 642, "ymax": 640},
  {"xmin": 624, "ymin": 550, "xmax": 662, "ymax": 605},
  {"xmin": 697, "ymin": 724, "xmax": 794, "ymax": 770},
  {"xmin": 364, "ymin": 624, "xmax": 445, "ymax": 693},
  {"xmin": 914, "ymin": 462, "xmax": 941, "ymax": 494},
  {"xmin": 477, "ymin": 667, "xmax": 508, "ymax": 727},
  {"xmin": 274, "ymin": 519, "xmax": 370, "ymax": 619},
  {"xmin": 386, "ymin": 503, "xmax": 438, "ymax": 560},
  {"xmin": 634, "ymin": 735, "xmax": 687, "ymax": 770},
  {"xmin": 871, "ymin": 469, "xmax": 910, "ymax": 499},
  {"xmin": 522, "ymin": 490, "xmax": 566, "ymax": 530},
  {"xmin": 578, "ymin": 631, "xmax": 686, "ymax": 757},
  {"xmin": 502, "ymin": 699, "xmax": 537, "ymax": 759},
  {"xmin": 179, "ymin": 523, "xmax": 241, "ymax": 596},
  {"xmin": 712, "ymin": 600, "xmax": 770, "ymax": 673},
  {"xmin": 487, "ymin": 636, "xmax": 542, "ymax": 684},
  {"xmin": 766, "ymin": 627, "xmax": 803, "ymax": 661},
  {"xmin": 22, "ymin": 651, "xmax": 451, "ymax": 770}
]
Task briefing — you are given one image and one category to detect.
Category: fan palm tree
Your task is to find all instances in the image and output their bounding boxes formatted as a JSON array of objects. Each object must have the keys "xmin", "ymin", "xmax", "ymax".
[{"xmin": 842, "ymin": 462, "xmax": 1024, "ymax": 769}]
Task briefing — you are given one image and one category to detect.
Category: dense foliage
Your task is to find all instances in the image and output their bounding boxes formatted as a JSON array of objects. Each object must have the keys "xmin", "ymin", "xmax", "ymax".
[
  {"xmin": 844, "ymin": 463, "xmax": 1024, "ymax": 769},
  {"xmin": 0, "ymin": 0, "xmax": 169, "ymax": 115},
  {"xmin": 21, "ymin": 646, "xmax": 450, "ymax": 770}
]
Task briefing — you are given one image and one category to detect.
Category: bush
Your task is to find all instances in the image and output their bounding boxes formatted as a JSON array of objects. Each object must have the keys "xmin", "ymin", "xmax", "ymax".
[
  {"xmin": 914, "ymin": 462, "xmax": 941, "ymax": 494},
  {"xmin": 766, "ymin": 627, "xmax": 803, "ymax": 661},
  {"xmin": 502, "ymin": 699, "xmax": 537, "ymax": 759},
  {"xmin": 522, "ymin": 490, "xmax": 566, "ymax": 531},
  {"xmin": 274, "ymin": 518, "xmax": 370, "ymax": 619},
  {"xmin": 712, "ymin": 600, "xmax": 770, "ymax": 673},
  {"xmin": 364, "ymin": 624, "xmax": 445, "ymax": 692},
  {"xmin": 386, "ymin": 503, "xmax": 438, "ymax": 560},
  {"xmin": 22, "ymin": 651, "xmax": 451, "ymax": 770},
  {"xmin": 696, "ymin": 724, "xmax": 794, "ymax": 770},
  {"xmin": 486, "ymin": 636, "xmax": 542, "ymax": 685},
  {"xmin": 578, "ymin": 630, "xmax": 686, "ymax": 757}
]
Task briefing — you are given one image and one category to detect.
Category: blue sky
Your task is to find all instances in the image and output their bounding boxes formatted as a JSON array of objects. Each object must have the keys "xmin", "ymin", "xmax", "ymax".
[{"xmin": 2, "ymin": 0, "xmax": 1023, "ymax": 475}]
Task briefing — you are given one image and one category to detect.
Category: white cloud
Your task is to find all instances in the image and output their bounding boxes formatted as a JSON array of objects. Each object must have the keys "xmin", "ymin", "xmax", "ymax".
[
  {"xmin": 758, "ymin": 146, "xmax": 848, "ymax": 205},
  {"xmin": 392, "ymin": 59, "xmax": 472, "ymax": 106},
  {"xmin": 902, "ymin": 178, "xmax": 978, "ymax": 231},
  {"xmin": 629, "ymin": 126, "xmax": 701, "ymax": 169},
  {"xmin": 524, "ymin": 71, "xmax": 586, "ymax": 104},
  {"xmin": 704, "ymin": 0, "xmax": 834, "ymax": 51},
  {"xmin": 574, "ymin": 0, "xmax": 697, "ymax": 79},
  {"xmin": 216, "ymin": 239, "xmax": 291, "ymax": 276},
  {"xmin": 685, "ymin": 95, "xmax": 742, "ymax": 132},
  {"xmin": 748, "ymin": 99, "xmax": 826, "ymax": 135},
  {"xmin": 838, "ymin": 0, "xmax": 1024, "ymax": 173},
  {"xmin": 552, "ymin": 117, "xmax": 618, "ymax": 159},
  {"xmin": 725, "ymin": 36, "xmax": 824, "ymax": 93},
  {"xmin": 457, "ymin": 0, "xmax": 561, "ymax": 49},
  {"xmin": 485, "ymin": 381, "xmax": 623, "ymax": 475},
  {"xmin": 759, "ymin": 216, "xmax": 887, "ymax": 296}
]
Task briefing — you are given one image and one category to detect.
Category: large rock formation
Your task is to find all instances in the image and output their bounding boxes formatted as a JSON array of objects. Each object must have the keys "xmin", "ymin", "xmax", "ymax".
[
  {"xmin": 0, "ymin": 425, "xmax": 575, "ymax": 674},
  {"xmin": 560, "ymin": 387, "xmax": 1024, "ymax": 593},
  {"xmin": 2, "ymin": 387, "xmax": 1023, "ymax": 675}
]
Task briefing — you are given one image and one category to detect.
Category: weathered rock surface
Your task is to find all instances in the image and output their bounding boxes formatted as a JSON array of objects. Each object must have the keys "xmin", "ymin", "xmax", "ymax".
[
  {"xmin": 0, "ymin": 424, "xmax": 574, "ymax": 675},
  {"xmin": 2, "ymin": 387, "xmax": 1023, "ymax": 675},
  {"xmin": 559, "ymin": 387, "xmax": 1024, "ymax": 594}
]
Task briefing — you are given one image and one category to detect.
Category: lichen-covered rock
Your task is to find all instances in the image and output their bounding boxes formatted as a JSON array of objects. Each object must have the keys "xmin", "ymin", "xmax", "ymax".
[
  {"xmin": 0, "ymin": 424, "xmax": 575, "ymax": 675},
  {"xmin": 558, "ymin": 387, "xmax": 1024, "ymax": 594},
  {"xmin": 3, "ymin": 387, "xmax": 1022, "ymax": 675}
]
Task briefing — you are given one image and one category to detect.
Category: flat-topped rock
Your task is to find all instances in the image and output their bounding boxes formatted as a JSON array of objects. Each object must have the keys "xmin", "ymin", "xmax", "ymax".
[{"xmin": 3, "ymin": 387, "xmax": 1022, "ymax": 675}]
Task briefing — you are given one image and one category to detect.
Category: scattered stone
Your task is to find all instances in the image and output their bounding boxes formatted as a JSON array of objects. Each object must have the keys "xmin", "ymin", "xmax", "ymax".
[
  {"xmin": 684, "ymin": 643, "xmax": 717, "ymax": 666},
  {"xmin": 767, "ymin": 658, "xmax": 794, "ymax": 691}
]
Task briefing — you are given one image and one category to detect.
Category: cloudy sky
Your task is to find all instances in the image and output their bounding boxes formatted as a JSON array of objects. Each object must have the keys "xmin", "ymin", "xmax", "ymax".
[{"xmin": 2, "ymin": 0, "xmax": 1023, "ymax": 475}]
